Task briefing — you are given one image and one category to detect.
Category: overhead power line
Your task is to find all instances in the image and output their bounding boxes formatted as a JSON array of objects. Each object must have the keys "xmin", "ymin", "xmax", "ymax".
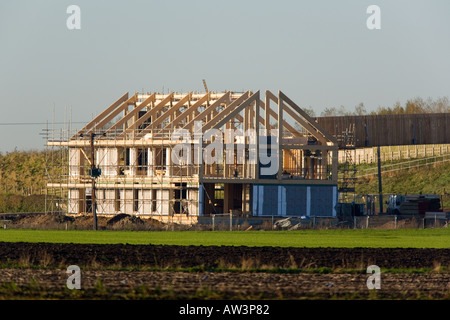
[{"xmin": 0, "ymin": 122, "xmax": 87, "ymax": 126}]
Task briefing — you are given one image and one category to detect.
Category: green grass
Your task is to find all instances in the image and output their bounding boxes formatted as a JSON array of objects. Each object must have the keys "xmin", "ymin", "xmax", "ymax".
[
  {"xmin": 356, "ymin": 161, "xmax": 450, "ymax": 208},
  {"xmin": 0, "ymin": 228, "xmax": 449, "ymax": 248}
]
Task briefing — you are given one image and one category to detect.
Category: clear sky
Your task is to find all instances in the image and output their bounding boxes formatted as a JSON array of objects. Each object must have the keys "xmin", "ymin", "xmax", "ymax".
[{"xmin": 1, "ymin": 0, "xmax": 449, "ymax": 152}]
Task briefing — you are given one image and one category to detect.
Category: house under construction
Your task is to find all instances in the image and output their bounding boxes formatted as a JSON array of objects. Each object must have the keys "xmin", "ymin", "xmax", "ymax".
[{"xmin": 46, "ymin": 89, "xmax": 339, "ymax": 224}]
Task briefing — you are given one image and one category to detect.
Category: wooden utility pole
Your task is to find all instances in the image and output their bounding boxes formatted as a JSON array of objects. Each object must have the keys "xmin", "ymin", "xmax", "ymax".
[
  {"xmin": 80, "ymin": 131, "xmax": 104, "ymax": 230},
  {"xmin": 377, "ymin": 146, "xmax": 383, "ymax": 213},
  {"xmin": 89, "ymin": 132, "xmax": 98, "ymax": 230}
]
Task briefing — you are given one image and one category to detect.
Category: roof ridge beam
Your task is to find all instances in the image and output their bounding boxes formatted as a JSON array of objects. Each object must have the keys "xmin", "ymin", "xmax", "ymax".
[
  {"xmin": 259, "ymin": 100, "xmax": 303, "ymax": 138},
  {"xmin": 266, "ymin": 90, "xmax": 327, "ymax": 144},
  {"xmin": 103, "ymin": 93, "xmax": 156, "ymax": 137},
  {"xmin": 207, "ymin": 91, "xmax": 259, "ymax": 132},
  {"xmin": 183, "ymin": 92, "xmax": 231, "ymax": 131},
  {"xmin": 144, "ymin": 92, "xmax": 192, "ymax": 132},
  {"xmin": 156, "ymin": 92, "xmax": 211, "ymax": 134},
  {"xmin": 118, "ymin": 92, "xmax": 174, "ymax": 139},
  {"xmin": 202, "ymin": 91, "xmax": 251, "ymax": 132},
  {"xmin": 279, "ymin": 91, "xmax": 337, "ymax": 144}
]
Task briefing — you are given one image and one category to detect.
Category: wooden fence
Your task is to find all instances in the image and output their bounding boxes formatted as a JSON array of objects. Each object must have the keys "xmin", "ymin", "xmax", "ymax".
[
  {"xmin": 338, "ymin": 144, "xmax": 450, "ymax": 164},
  {"xmin": 316, "ymin": 113, "xmax": 450, "ymax": 147}
]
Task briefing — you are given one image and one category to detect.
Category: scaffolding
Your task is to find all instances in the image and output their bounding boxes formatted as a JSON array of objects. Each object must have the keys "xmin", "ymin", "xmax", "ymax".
[
  {"xmin": 337, "ymin": 123, "xmax": 357, "ymax": 202},
  {"xmin": 45, "ymin": 90, "xmax": 340, "ymax": 224}
]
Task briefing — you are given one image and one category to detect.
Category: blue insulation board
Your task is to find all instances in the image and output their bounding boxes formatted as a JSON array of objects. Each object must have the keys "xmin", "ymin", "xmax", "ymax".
[{"xmin": 253, "ymin": 184, "xmax": 337, "ymax": 217}]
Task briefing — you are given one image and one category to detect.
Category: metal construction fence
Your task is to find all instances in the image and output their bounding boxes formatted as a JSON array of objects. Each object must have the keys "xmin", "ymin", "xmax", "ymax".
[
  {"xmin": 197, "ymin": 212, "xmax": 449, "ymax": 230},
  {"xmin": 353, "ymin": 213, "xmax": 449, "ymax": 229},
  {"xmin": 1, "ymin": 211, "xmax": 448, "ymax": 230}
]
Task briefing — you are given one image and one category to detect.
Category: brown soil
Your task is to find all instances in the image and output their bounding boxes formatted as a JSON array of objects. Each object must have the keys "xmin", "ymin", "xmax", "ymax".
[
  {"xmin": 1, "ymin": 268, "xmax": 449, "ymax": 300},
  {"xmin": 0, "ymin": 242, "xmax": 449, "ymax": 299},
  {"xmin": 0, "ymin": 242, "xmax": 449, "ymax": 270}
]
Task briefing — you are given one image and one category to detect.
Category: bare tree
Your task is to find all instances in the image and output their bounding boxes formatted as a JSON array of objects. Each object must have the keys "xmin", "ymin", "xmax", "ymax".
[
  {"xmin": 321, "ymin": 107, "xmax": 337, "ymax": 117},
  {"xmin": 354, "ymin": 102, "xmax": 367, "ymax": 116}
]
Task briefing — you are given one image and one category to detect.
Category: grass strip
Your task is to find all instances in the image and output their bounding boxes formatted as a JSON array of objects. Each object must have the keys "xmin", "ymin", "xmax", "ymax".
[{"xmin": 1, "ymin": 228, "xmax": 449, "ymax": 248}]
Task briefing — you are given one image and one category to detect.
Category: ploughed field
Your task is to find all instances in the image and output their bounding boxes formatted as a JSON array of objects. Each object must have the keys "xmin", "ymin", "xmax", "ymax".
[{"xmin": 0, "ymin": 242, "xmax": 449, "ymax": 299}]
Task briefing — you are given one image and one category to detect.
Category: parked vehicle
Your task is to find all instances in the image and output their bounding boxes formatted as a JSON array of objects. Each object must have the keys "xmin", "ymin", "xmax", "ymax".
[{"xmin": 386, "ymin": 194, "xmax": 442, "ymax": 216}]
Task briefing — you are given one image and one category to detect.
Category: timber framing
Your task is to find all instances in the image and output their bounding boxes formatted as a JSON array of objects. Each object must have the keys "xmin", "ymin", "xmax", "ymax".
[{"xmin": 47, "ymin": 89, "xmax": 339, "ymax": 221}]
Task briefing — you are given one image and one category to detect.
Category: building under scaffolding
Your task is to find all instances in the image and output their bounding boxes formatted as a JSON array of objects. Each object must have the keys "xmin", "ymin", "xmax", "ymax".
[{"xmin": 45, "ymin": 90, "xmax": 339, "ymax": 223}]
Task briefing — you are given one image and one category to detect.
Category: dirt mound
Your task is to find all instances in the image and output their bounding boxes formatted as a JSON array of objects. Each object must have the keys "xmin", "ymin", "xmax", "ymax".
[
  {"xmin": 70, "ymin": 215, "xmax": 109, "ymax": 230},
  {"xmin": 4, "ymin": 213, "xmax": 187, "ymax": 231},
  {"xmin": 107, "ymin": 213, "xmax": 133, "ymax": 225},
  {"xmin": 9, "ymin": 213, "xmax": 74, "ymax": 229},
  {"xmin": 107, "ymin": 214, "xmax": 146, "ymax": 230}
]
